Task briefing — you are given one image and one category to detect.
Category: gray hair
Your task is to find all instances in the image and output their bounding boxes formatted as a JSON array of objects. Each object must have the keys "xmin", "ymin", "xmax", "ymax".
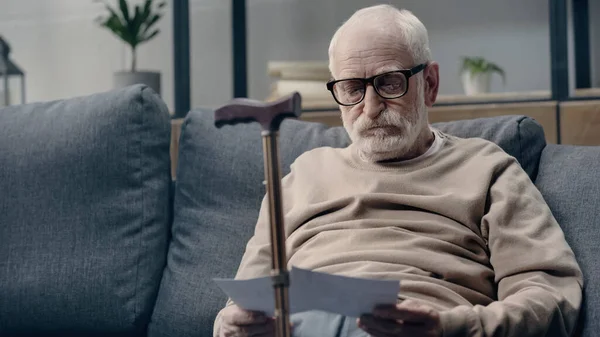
[{"xmin": 328, "ymin": 5, "xmax": 432, "ymax": 75}]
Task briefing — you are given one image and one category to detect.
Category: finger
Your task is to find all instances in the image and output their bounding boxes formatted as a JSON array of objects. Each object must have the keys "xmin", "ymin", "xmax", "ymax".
[
  {"xmin": 357, "ymin": 317, "xmax": 396, "ymax": 337},
  {"xmin": 253, "ymin": 333, "xmax": 275, "ymax": 337},
  {"xmin": 222, "ymin": 318, "xmax": 275, "ymax": 337},
  {"xmin": 358, "ymin": 317, "xmax": 432, "ymax": 337},
  {"xmin": 388, "ymin": 323, "xmax": 434, "ymax": 336},
  {"xmin": 226, "ymin": 307, "xmax": 269, "ymax": 325},
  {"xmin": 260, "ymin": 320, "xmax": 295, "ymax": 337},
  {"xmin": 245, "ymin": 319, "xmax": 275, "ymax": 336},
  {"xmin": 358, "ymin": 315, "xmax": 403, "ymax": 337},
  {"xmin": 374, "ymin": 300, "xmax": 438, "ymax": 324}
]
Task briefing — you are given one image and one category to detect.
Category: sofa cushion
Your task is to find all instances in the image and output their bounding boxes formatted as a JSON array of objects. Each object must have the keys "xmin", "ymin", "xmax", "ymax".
[
  {"xmin": 434, "ymin": 115, "xmax": 546, "ymax": 179},
  {"xmin": 0, "ymin": 85, "xmax": 172, "ymax": 336},
  {"xmin": 149, "ymin": 109, "xmax": 546, "ymax": 337},
  {"xmin": 148, "ymin": 109, "xmax": 350, "ymax": 337},
  {"xmin": 535, "ymin": 144, "xmax": 600, "ymax": 337}
]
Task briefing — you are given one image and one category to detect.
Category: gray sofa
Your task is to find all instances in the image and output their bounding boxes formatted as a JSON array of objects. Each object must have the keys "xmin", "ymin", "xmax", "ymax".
[{"xmin": 0, "ymin": 85, "xmax": 598, "ymax": 337}]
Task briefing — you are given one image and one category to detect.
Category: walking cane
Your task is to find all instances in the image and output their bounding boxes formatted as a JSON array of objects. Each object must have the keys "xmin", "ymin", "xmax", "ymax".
[{"xmin": 214, "ymin": 92, "xmax": 302, "ymax": 337}]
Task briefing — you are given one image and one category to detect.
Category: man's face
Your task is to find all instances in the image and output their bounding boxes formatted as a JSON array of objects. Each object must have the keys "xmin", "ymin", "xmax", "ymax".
[{"xmin": 330, "ymin": 29, "xmax": 434, "ymax": 162}]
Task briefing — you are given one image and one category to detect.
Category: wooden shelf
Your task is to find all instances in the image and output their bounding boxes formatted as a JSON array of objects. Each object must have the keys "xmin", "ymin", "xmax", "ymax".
[{"xmin": 436, "ymin": 91, "xmax": 552, "ymax": 105}]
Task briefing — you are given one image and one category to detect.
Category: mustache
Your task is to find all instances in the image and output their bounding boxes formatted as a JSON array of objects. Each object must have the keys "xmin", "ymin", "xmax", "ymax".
[{"xmin": 353, "ymin": 110, "xmax": 410, "ymax": 132}]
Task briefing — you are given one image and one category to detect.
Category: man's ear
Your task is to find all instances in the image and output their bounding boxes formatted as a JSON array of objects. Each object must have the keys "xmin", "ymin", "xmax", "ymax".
[{"xmin": 423, "ymin": 62, "xmax": 440, "ymax": 107}]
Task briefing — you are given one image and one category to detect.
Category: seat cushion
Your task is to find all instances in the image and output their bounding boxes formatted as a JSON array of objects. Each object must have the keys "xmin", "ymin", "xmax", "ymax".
[
  {"xmin": 535, "ymin": 144, "xmax": 600, "ymax": 337},
  {"xmin": 0, "ymin": 85, "xmax": 172, "ymax": 336},
  {"xmin": 149, "ymin": 110, "xmax": 546, "ymax": 337}
]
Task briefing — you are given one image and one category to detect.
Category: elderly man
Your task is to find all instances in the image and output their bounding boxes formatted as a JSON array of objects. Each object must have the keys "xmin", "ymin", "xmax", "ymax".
[{"xmin": 214, "ymin": 4, "xmax": 582, "ymax": 337}]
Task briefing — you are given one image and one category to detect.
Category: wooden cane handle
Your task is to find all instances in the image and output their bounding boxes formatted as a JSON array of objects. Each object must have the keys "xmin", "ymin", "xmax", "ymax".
[{"xmin": 214, "ymin": 92, "xmax": 302, "ymax": 132}]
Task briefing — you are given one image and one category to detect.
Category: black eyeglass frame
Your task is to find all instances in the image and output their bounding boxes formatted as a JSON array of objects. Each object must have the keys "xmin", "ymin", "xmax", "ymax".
[{"xmin": 326, "ymin": 63, "xmax": 428, "ymax": 106}]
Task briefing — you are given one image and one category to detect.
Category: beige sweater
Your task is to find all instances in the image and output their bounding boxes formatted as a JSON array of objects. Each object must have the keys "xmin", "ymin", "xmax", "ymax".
[{"xmin": 214, "ymin": 130, "xmax": 583, "ymax": 337}]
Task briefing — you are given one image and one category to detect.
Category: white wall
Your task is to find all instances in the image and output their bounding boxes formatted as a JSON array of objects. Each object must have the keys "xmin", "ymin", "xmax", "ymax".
[
  {"xmin": 0, "ymin": 0, "xmax": 128, "ymax": 105},
  {"xmin": 0, "ymin": 0, "xmax": 175, "ymax": 109},
  {"xmin": 247, "ymin": 0, "xmax": 551, "ymax": 101},
  {"xmin": 0, "ymin": 0, "xmax": 551, "ymax": 111},
  {"xmin": 189, "ymin": 0, "xmax": 232, "ymax": 110}
]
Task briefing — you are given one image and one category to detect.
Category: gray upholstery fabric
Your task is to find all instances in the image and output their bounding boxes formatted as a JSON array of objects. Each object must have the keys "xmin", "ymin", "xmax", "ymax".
[
  {"xmin": 148, "ymin": 110, "xmax": 350, "ymax": 337},
  {"xmin": 434, "ymin": 115, "xmax": 546, "ymax": 180},
  {"xmin": 0, "ymin": 85, "xmax": 172, "ymax": 336},
  {"xmin": 149, "ymin": 109, "xmax": 546, "ymax": 337},
  {"xmin": 535, "ymin": 144, "xmax": 600, "ymax": 337}
]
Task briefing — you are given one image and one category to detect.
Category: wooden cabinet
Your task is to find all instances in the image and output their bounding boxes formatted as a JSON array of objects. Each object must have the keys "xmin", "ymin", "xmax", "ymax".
[
  {"xmin": 171, "ymin": 118, "xmax": 184, "ymax": 179},
  {"xmin": 559, "ymin": 101, "xmax": 600, "ymax": 146}
]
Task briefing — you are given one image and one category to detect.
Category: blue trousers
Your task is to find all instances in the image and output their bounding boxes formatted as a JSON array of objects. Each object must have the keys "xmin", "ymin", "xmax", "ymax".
[{"xmin": 291, "ymin": 311, "xmax": 369, "ymax": 337}]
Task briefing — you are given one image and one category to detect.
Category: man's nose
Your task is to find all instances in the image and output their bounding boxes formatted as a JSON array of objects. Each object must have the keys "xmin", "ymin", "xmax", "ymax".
[{"xmin": 363, "ymin": 85, "xmax": 384, "ymax": 119}]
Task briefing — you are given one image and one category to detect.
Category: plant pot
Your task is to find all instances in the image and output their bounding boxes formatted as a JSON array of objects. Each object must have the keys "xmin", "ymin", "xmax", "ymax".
[
  {"xmin": 461, "ymin": 71, "xmax": 491, "ymax": 96},
  {"xmin": 114, "ymin": 71, "xmax": 161, "ymax": 96}
]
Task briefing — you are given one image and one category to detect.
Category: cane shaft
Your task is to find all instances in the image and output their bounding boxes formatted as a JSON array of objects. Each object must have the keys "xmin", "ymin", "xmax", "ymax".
[{"xmin": 262, "ymin": 131, "xmax": 291, "ymax": 337}]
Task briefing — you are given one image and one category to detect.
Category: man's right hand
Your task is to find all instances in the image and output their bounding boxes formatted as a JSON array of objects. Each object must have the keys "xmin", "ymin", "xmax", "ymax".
[{"xmin": 219, "ymin": 304, "xmax": 276, "ymax": 337}]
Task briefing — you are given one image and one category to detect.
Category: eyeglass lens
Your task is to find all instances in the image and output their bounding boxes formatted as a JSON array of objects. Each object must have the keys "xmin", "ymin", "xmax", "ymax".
[{"xmin": 332, "ymin": 72, "xmax": 408, "ymax": 104}]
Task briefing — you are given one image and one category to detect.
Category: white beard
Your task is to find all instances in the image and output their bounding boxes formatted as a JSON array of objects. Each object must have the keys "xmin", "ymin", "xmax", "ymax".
[{"xmin": 344, "ymin": 98, "xmax": 429, "ymax": 163}]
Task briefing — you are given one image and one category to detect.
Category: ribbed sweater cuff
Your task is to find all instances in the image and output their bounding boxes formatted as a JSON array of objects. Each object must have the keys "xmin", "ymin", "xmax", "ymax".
[{"xmin": 439, "ymin": 306, "xmax": 476, "ymax": 337}]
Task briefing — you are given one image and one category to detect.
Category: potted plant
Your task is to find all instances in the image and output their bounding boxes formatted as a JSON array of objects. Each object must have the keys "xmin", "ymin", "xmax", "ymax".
[
  {"xmin": 95, "ymin": 0, "xmax": 166, "ymax": 95},
  {"xmin": 460, "ymin": 57, "xmax": 505, "ymax": 96}
]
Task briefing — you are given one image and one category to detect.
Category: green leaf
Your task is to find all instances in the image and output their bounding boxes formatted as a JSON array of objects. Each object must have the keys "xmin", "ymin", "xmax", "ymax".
[
  {"xmin": 142, "ymin": 14, "xmax": 161, "ymax": 35},
  {"xmin": 488, "ymin": 64, "xmax": 506, "ymax": 85},
  {"xmin": 142, "ymin": 0, "xmax": 153, "ymax": 21},
  {"xmin": 96, "ymin": 0, "xmax": 164, "ymax": 48},
  {"xmin": 131, "ymin": 6, "xmax": 143, "ymax": 43},
  {"xmin": 102, "ymin": 2, "xmax": 125, "ymax": 25},
  {"xmin": 119, "ymin": 0, "xmax": 130, "ymax": 22},
  {"xmin": 120, "ymin": 0, "xmax": 140, "ymax": 47},
  {"xmin": 140, "ymin": 29, "xmax": 160, "ymax": 43},
  {"xmin": 460, "ymin": 56, "xmax": 506, "ymax": 84},
  {"xmin": 97, "ymin": 2, "xmax": 132, "ymax": 44},
  {"xmin": 102, "ymin": 15, "xmax": 129, "ymax": 45}
]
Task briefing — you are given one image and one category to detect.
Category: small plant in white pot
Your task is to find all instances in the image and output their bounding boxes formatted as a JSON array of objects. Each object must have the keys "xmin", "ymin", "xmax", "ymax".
[
  {"xmin": 460, "ymin": 57, "xmax": 505, "ymax": 96},
  {"xmin": 96, "ymin": 0, "xmax": 166, "ymax": 95}
]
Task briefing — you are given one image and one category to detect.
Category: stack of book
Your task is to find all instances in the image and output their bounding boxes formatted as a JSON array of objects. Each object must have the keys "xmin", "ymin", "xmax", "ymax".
[{"xmin": 266, "ymin": 61, "xmax": 337, "ymax": 110}]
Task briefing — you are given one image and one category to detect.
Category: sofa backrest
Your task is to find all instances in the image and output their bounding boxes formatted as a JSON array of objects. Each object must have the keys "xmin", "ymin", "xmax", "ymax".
[
  {"xmin": 535, "ymin": 144, "xmax": 600, "ymax": 337},
  {"xmin": 0, "ymin": 85, "xmax": 172, "ymax": 336},
  {"xmin": 148, "ymin": 109, "xmax": 547, "ymax": 337}
]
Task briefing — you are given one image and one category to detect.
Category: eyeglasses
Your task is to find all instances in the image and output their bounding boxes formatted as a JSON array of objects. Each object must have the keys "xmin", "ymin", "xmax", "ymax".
[{"xmin": 326, "ymin": 63, "xmax": 427, "ymax": 106}]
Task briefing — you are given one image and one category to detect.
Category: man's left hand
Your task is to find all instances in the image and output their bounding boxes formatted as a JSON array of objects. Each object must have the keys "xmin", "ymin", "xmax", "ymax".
[{"xmin": 357, "ymin": 299, "xmax": 442, "ymax": 337}]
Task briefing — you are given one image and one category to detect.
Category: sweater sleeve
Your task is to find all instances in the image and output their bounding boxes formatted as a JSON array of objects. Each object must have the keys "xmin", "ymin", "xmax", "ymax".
[{"xmin": 439, "ymin": 157, "xmax": 583, "ymax": 337}]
